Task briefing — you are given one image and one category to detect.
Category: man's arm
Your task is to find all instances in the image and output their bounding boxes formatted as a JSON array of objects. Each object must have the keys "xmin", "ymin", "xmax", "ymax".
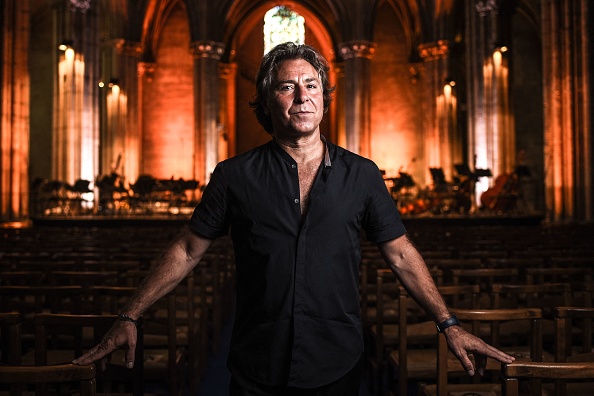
[
  {"xmin": 377, "ymin": 234, "xmax": 515, "ymax": 376},
  {"xmin": 73, "ymin": 226, "xmax": 214, "ymax": 368}
]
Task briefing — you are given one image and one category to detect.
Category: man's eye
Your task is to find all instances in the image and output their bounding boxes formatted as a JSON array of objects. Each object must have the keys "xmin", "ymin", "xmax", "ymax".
[{"xmin": 280, "ymin": 85, "xmax": 293, "ymax": 91}]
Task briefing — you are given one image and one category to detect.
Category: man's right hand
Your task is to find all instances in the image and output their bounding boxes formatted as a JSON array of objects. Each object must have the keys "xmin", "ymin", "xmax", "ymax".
[{"xmin": 72, "ymin": 319, "xmax": 137, "ymax": 369}]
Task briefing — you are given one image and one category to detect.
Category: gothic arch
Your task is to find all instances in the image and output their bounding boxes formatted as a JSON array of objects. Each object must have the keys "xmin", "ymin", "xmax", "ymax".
[{"xmin": 140, "ymin": 0, "xmax": 189, "ymax": 62}]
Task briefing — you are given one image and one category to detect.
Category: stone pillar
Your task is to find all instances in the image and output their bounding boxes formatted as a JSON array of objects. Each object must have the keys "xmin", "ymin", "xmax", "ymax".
[
  {"xmin": 0, "ymin": 0, "xmax": 30, "ymax": 221},
  {"xmin": 108, "ymin": 39, "xmax": 143, "ymax": 185},
  {"xmin": 338, "ymin": 41, "xmax": 375, "ymax": 157},
  {"xmin": 542, "ymin": 0, "xmax": 592, "ymax": 222},
  {"xmin": 190, "ymin": 41, "xmax": 224, "ymax": 184},
  {"xmin": 52, "ymin": 0, "xmax": 99, "ymax": 186},
  {"xmin": 418, "ymin": 40, "xmax": 457, "ymax": 182},
  {"xmin": 137, "ymin": 62, "xmax": 156, "ymax": 175},
  {"xmin": 465, "ymin": 0, "xmax": 514, "ymax": 206},
  {"xmin": 331, "ymin": 62, "xmax": 346, "ymax": 148},
  {"xmin": 218, "ymin": 62, "xmax": 237, "ymax": 160}
]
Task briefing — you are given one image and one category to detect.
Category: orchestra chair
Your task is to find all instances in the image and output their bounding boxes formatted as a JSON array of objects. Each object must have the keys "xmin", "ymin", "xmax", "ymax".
[
  {"xmin": 552, "ymin": 306, "xmax": 594, "ymax": 396},
  {"xmin": 419, "ymin": 307, "xmax": 544, "ymax": 396},
  {"xmin": 501, "ymin": 361, "xmax": 594, "ymax": 396},
  {"xmin": 31, "ymin": 313, "xmax": 143, "ymax": 396},
  {"xmin": 384, "ymin": 281, "xmax": 482, "ymax": 396},
  {"xmin": 0, "ymin": 363, "xmax": 97, "ymax": 396}
]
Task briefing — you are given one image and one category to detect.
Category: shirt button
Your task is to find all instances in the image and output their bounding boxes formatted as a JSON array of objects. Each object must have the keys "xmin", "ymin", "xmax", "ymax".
[
  {"xmin": 291, "ymin": 164, "xmax": 297, "ymax": 169},
  {"xmin": 294, "ymin": 199, "xmax": 299, "ymax": 204}
]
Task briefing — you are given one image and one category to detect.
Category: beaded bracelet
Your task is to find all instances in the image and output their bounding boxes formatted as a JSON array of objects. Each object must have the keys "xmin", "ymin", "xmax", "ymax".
[{"xmin": 117, "ymin": 313, "xmax": 138, "ymax": 327}]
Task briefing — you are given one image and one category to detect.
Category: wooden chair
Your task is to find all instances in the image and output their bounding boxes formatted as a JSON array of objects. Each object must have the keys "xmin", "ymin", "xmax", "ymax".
[
  {"xmin": 0, "ymin": 363, "xmax": 97, "ymax": 396},
  {"xmin": 31, "ymin": 312, "xmax": 143, "ymax": 396},
  {"xmin": 128, "ymin": 270, "xmax": 201, "ymax": 395},
  {"xmin": 502, "ymin": 361, "xmax": 594, "ymax": 396},
  {"xmin": 449, "ymin": 268, "xmax": 519, "ymax": 307},
  {"xmin": 0, "ymin": 312, "xmax": 21, "ymax": 365},
  {"xmin": 384, "ymin": 282, "xmax": 482, "ymax": 396},
  {"xmin": 490, "ymin": 282, "xmax": 574, "ymax": 347},
  {"xmin": 552, "ymin": 306, "xmax": 594, "ymax": 396},
  {"xmin": 420, "ymin": 307, "xmax": 544, "ymax": 396}
]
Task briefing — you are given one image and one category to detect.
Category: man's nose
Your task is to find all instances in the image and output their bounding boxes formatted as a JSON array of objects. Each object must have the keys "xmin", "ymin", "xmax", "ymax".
[{"xmin": 294, "ymin": 85, "xmax": 309, "ymax": 103}]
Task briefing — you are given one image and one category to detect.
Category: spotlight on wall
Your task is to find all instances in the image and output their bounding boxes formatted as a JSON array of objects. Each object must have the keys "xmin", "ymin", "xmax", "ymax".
[
  {"xmin": 494, "ymin": 45, "xmax": 508, "ymax": 53},
  {"xmin": 58, "ymin": 40, "xmax": 73, "ymax": 51},
  {"xmin": 108, "ymin": 79, "xmax": 120, "ymax": 95}
]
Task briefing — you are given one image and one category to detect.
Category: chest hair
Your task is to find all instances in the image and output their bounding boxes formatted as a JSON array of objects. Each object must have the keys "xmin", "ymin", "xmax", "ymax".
[{"xmin": 298, "ymin": 160, "xmax": 321, "ymax": 214}]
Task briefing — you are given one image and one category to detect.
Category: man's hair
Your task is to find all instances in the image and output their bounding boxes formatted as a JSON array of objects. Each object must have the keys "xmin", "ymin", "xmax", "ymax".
[{"xmin": 249, "ymin": 42, "xmax": 336, "ymax": 134}]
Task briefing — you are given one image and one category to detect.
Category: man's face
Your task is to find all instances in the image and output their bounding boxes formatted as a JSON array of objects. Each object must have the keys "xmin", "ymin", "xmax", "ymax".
[{"xmin": 266, "ymin": 59, "xmax": 324, "ymax": 138}]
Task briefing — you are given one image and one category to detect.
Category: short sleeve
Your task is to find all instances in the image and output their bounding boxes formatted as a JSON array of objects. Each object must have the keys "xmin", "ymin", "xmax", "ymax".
[
  {"xmin": 188, "ymin": 163, "xmax": 230, "ymax": 239},
  {"xmin": 362, "ymin": 163, "xmax": 407, "ymax": 242}
]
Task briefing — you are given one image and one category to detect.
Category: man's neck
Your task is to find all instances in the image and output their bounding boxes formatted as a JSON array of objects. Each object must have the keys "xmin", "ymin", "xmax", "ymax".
[{"xmin": 274, "ymin": 132, "xmax": 324, "ymax": 164}]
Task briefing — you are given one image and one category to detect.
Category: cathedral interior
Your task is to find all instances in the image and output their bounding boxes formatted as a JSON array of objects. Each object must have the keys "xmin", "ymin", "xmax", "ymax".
[
  {"xmin": 0, "ymin": 0, "xmax": 591, "ymax": 224},
  {"xmin": 1, "ymin": 0, "xmax": 593, "ymax": 395}
]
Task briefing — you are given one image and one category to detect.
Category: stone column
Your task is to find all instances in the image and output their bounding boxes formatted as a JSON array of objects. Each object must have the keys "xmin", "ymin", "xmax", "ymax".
[
  {"xmin": 542, "ymin": 0, "xmax": 592, "ymax": 221},
  {"xmin": 218, "ymin": 62, "xmax": 237, "ymax": 160},
  {"xmin": 137, "ymin": 62, "xmax": 156, "ymax": 176},
  {"xmin": 111, "ymin": 39, "xmax": 143, "ymax": 185},
  {"xmin": 338, "ymin": 41, "xmax": 375, "ymax": 157},
  {"xmin": 52, "ymin": 0, "xmax": 99, "ymax": 186},
  {"xmin": 0, "ymin": 0, "xmax": 30, "ymax": 221},
  {"xmin": 190, "ymin": 41, "xmax": 224, "ymax": 184},
  {"xmin": 418, "ymin": 40, "xmax": 457, "ymax": 182},
  {"xmin": 465, "ymin": 0, "xmax": 514, "ymax": 205}
]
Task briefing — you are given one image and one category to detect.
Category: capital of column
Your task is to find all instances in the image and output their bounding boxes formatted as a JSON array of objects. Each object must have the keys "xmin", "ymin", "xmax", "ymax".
[
  {"xmin": 190, "ymin": 40, "xmax": 225, "ymax": 60},
  {"xmin": 475, "ymin": 0, "xmax": 497, "ymax": 16},
  {"xmin": 138, "ymin": 62, "xmax": 156, "ymax": 82},
  {"xmin": 418, "ymin": 40, "xmax": 450, "ymax": 61},
  {"xmin": 338, "ymin": 41, "xmax": 376, "ymax": 60},
  {"xmin": 67, "ymin": 0, "xmax": 91, "ymax": 12},
  {"xmin": 103, "ymin": 39, "xmax": 143, "ymax": 57},
  {"xmin": 111, "ymin": 39, "xmax": 143, "ymax": 57}
]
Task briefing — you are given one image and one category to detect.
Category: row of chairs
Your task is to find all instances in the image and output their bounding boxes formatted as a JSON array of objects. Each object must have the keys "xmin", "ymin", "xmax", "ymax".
[
  {"xmin": 0, "ymin": 233, "xmax": 236, "ymax": 395},
  {"xmin": 362, "ymin": 255, "xmax": 593, "ymax": 396}
]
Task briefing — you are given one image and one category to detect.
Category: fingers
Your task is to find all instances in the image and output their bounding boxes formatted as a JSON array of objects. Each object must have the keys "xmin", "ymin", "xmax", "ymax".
[
  {"xmin": 474, "ymin": 353, "xmax": 487, "ymax": 376},
  {"xmin": 72, "ymin": 339, "xmax": 114, "ymax": 366},
  {"xmin": 125, "ymin": 340, "xmax": 137, "ymax": 369},
  {"xmin": 73, "ymin": 322, "xmax": 137, "ymax": 367}
]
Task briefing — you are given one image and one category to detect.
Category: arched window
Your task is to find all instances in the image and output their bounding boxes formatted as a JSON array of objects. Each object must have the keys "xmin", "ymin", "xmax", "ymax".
[{"xmin": 264, "ymin": 6, "xmax": 305, "ymax": 54}]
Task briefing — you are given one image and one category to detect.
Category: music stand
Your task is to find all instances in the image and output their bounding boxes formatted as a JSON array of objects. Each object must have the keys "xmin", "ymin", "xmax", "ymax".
[
  {"xmin": 454, "ymin": 164, "xmax": 472, "ymax": 177},
  {"xmin": 475, "ymin": 169, "xmax": 492, "ymax": 178}
]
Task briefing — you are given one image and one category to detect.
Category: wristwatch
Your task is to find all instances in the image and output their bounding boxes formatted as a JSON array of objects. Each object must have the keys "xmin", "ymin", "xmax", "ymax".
[{"xmin": 436, "ymin": 315, "xmax": 460, "ymax": 333}]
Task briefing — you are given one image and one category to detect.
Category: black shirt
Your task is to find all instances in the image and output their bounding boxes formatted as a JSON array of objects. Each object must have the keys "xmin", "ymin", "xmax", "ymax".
[{"xmin": 188, "ymin": 137, "xmax": 406, "ymax": 388}]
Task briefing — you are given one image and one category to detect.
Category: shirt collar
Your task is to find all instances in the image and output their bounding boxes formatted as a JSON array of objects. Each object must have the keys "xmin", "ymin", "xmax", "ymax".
[
  {"xmin": 320, "ymin": 134, "xmax": 332, "ymax": 168},
  {"xmin": 271, "ymin": 134, "xmax": 332, "ymax": 168}
]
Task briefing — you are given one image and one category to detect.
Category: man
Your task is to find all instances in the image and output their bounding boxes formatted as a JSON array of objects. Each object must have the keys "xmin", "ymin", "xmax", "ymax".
[{"xmin": 74, "ymin": 42, "xmax": 514, "ymax": 395}]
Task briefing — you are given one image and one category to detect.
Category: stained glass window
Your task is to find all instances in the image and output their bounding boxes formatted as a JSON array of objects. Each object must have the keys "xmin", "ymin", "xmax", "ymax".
[{"xmin": 264, "ymin": 6, "xmax": 305, "ymax": 55}]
